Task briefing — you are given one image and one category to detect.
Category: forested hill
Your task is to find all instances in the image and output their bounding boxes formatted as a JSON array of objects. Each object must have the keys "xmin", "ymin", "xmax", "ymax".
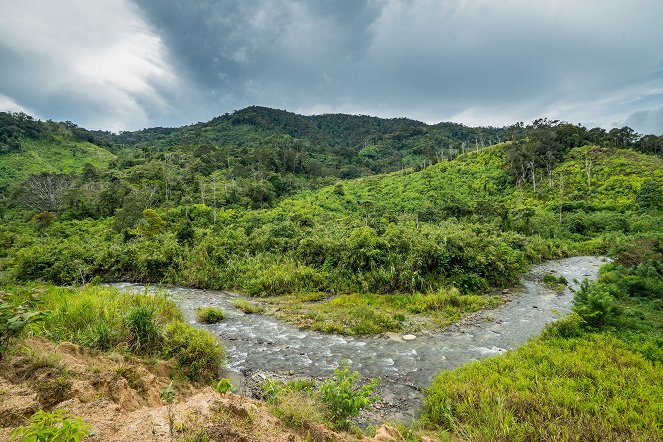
[
  {"xmin": 108, "ymin": 105, "xmax": 511, "ymax": 180},
  {"xmin": 2, "ymin": 108, "xmax": 662, "ymax": 216}
]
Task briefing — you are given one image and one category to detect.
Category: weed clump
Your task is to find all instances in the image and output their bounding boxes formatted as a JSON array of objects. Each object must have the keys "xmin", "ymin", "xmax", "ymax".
[
  {"xmin": 163, "ymin": 320, "xmax": 225, "ymax": 382},
  {"xmin": 318, "ymin": 361, "xmax": 380, "ymax": 429},
  {"xmin": 195, "ymin": 306, "xmax": 225, "ymax": 324},
  {"xmin": 232, "ymin": 298, "xmax": 264, "ymax": 314}
]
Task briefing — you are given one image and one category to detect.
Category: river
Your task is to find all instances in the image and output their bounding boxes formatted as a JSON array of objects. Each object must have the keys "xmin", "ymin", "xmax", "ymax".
[{"xmin": 112, "ymin": 255, "xmax": 607, "ymax": 422}]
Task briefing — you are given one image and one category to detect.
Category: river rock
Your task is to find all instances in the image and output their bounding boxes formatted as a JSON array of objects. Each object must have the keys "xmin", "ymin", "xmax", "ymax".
[{"xmin": 402, "ymin": 334, "xmax": 416, "ymax": 341}]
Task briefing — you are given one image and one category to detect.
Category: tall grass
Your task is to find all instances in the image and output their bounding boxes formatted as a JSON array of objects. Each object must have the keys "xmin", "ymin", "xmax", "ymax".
[
  {"xmin": 424, "ymin": 326, "xmax": 663, "ymax": 441},
  {"xmin": 17, "ymin": 285, "xmax": 224, "ymax": 382}
]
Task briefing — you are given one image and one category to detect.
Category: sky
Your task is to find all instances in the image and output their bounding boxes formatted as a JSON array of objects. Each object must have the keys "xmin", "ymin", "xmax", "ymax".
[{"xmin": 1, "ymin": 0, "xmax": 662, "ymax": 135}]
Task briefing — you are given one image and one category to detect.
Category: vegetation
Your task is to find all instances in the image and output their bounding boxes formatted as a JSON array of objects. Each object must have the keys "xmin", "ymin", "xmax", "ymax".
[
  {"xmin": 0, "ymin": 298, "xmax": 46, "ymax": 359},
  {"xmin": 423, "ymin": 237, "xmax": 663, "ymax": 441},
  {"xmin": 10, "ymin": 409, "xmax": 91, "ymax": 442},
  {"xmin": 195, "ymin": 306, "xmax": 225, "ymax": 324},
  {"xmin": 0, "ymin": 285, "xmax": 224, "ymax": 382},
  {"xmin": 317, "ymin": 361, "xmax": 380, "ymax": 429},
  {"xmin": 232, "ymin": 298, "xmax": 265, "ymax": 314},
  {"xmin": 262, "ymin": 363, "xmax": 379, "ymax": 431},
  {"xmin": 1, "ymin": 108, "xmax": 662, "ymax": 438},
  {"xmin": 214, "ymin": 378, "xmax": 233, "ymax": 394}
]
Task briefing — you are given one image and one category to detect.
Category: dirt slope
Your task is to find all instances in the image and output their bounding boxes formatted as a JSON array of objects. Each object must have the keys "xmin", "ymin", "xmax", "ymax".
[{"xmin": 0, "ymin": 338, "xmax": 371, "ymax": 442}]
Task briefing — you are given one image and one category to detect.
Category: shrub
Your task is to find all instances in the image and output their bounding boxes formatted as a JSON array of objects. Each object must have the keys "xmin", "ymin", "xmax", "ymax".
[
  {"xmin": 162, "ymin": 320, "xmax": 225, "ymax": 382},
  {"xmin": 572, "ymin": 280, "xmax": 622, "ymax": 329},
  {"xmin": 215, "ymin": 378, "xmax": 233, "ymax": 394},
  {"xmin": 195, "ymin": 306, "xmax": 225, "ymax": 324},
  {"xmin": 317, "ymin": 361, "xmax": 380, "ymax": 429},
  {"xmin": 543, "ymin": 274, "xmax": 567, "ymax": 285},
  {"xmin": 10, "ymin": 409, "xmax": 91, "ymax": 442}
]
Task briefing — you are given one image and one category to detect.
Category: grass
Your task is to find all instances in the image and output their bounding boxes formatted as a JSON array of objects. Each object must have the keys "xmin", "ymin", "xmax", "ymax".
[
  {"xmin": 232, "ymin": 298, "xmax": 265, "ymax": 314},
  {"xmin": 0, "ymin": 138, "xmax": 115, "ymax": 193},
  {"xmin": 195, "ymin": 306, "xmax": 225, "ymax": 323},
  {"xmin": 423, "ymin": 269, "xmax": 663, "ymax": 442},
  {"xmin": 3, "ymin": 284, "xmax": 225, "ymax": 382},
  {"xmin": 270, "ymin": 288, "xmax": 502, "ymax": 335}
]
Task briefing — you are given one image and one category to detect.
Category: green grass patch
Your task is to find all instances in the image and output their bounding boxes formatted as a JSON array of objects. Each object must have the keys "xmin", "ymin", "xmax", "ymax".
[
  {"xmin": 271, "ymin": 289, "xmax": 502, "ymax": 335},
  {"xmin": 195, "ymin": 306, "xmax": 225, "ymax": 323},
  {"xmin": 232, "ymin": 298, "xmax": 265, "ymax": 314},
  {"xmin": 3, "ymin": 284, "xmax": 224, "ymax": 382},
  {"xmin": 424, "ymin": 333, "xmax": 663, "ymax": 441}
]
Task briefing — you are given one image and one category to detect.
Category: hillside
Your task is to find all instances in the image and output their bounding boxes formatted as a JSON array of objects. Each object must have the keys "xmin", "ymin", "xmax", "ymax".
[
  {"xmin": 1, "ymin": 111, "xmax": 662, "ymax": 441},
  {"xmin": 111, "ymin": 105, "xmax": 509, "ymax": 179}
]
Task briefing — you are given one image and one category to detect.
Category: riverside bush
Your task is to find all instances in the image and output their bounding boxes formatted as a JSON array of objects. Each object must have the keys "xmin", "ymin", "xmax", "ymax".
[
  {"xmin": 162, "ymin": 320, "xmax": 225, "ymax": 382},
  {"xmin": 318, "ymin": 361, "xmax": 380, "ymax": 429}
]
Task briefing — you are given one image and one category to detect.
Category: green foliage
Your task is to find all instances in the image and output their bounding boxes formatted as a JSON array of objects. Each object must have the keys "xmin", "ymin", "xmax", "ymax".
[
  {"xmin": 0, "ymin": 298, "xmax": 46, "ymax": 359},
  {"xmin": 10, "ymin": 409, "xmax": 91, "ymax": 442},
  {"xmin": 160, "ymin": 381, "xmax": 176, "ymax": 436},
  {"xmin": 35, "ymin": 285, "xmax": 179, "ymax": 352},
  {"xmin": 138, "ymin": 208, "xmax": 166, "ymax": 236},
  {"xmin": 572, "ymin": 280, "xmax": 622, "ymax": 329},
  {"xmin": 215, "ymin": 378, "xmax": 233, "ymax": 394},
  {"xmin": 636, "ymin": 180, "xmax": 663, "ymax": 211},
  {"xmin": 317, "ymin": 361, "xmax": 380, "ymax": 429},
  {"xmin": 123, "ymin": 305, "xmax": 161, "ymax": 354},
  {"xmin": 162, "ymin": 320, "xmax": 225, "ymax": 382},
  {"xmin": 195, "ymin": 306, "xmax": 225, "ymax": 323},
  {"xmin": 542, "ymin": 274, "xmax": 567, "ymax": 285},
  {"xmin": 160, "ymin": 381, "xmax": 175, "ymax": 404}
]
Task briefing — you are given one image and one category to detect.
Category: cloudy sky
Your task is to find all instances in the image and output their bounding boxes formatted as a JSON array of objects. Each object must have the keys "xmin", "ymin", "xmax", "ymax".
[{"xmin": 1, "ymin": 0, "xmax": 662, "ymax": 134}]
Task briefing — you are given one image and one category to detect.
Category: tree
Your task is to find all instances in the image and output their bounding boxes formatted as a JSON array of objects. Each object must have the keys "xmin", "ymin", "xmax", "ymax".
[{"xmin": 17, "ymin": 173, "xmax": 73, "ymax": 212}]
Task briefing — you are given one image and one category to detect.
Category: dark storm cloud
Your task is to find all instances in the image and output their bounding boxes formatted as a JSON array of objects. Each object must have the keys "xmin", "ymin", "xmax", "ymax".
[{"xmin": 1, "ymin": 1, "xmax": 662, "ymax": 133}]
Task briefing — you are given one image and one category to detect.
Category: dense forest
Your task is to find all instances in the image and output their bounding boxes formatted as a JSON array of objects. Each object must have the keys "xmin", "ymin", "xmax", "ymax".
[{"xmin": 1, "ymin": 107, "xmax": 662, "ymax": 440}]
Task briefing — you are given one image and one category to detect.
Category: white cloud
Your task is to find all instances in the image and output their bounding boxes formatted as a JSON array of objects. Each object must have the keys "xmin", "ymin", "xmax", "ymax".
[
  {"xmin": 0, "ymin": 94, "xmax": 35, "ymax": 115},
  {"xmin": 0, "ymin": 0, "xmax": 180, "ymax": 130}
]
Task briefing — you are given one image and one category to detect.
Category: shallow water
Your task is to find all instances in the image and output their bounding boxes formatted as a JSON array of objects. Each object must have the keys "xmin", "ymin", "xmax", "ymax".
[{"xmin": 112, "ymin": 255, "xmax": 607, "ymax": 421}]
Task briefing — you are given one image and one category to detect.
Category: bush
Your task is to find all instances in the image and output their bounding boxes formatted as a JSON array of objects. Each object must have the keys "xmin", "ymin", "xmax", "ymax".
[
  {"xmin": 10, "ymin": 409, "xmax": 91, "ymax": 442},
  {"xmin": 572, "ymin": 280, "xmax": 622, "ymax": 329},
  {"xmin": 37, "ymin": 286, "xmax": 181, "ymax": 355},
  {"xmin": 162, "ymin": 320, "xmax": 225, "ymax": 382},
  {"xmin": 195, "ymin": 306, "xmax": 225, "ymax": 323},
  {"xmin": 317, "ymin": 361, "xmax": 380, "ymax": 429},
  {"xmin": 215, "ymin": 378, "xmax": 233, "ymax": 394}
]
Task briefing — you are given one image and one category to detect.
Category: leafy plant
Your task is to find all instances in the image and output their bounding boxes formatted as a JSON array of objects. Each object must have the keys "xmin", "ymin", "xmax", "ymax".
[
  {"xmin": 10, "ymin": 409, "xmax": 91, "ymax": 442},
  {"xmin": 0, "ymin": 300, "xmax": 46, "ymax": 359},
  {"xmin": 215, "ymin": 378, "xmax": 233, "ymax": 394},
  {"xmin": 232, "ymin": 298, "xmax": 264, "ymax": 314},
  {"xmin": 162, "ymin": 320, "xmax": 225, "ymax": 382},
  {"xmin": 123, "ymin": 305, "xmax": 161, "ymax": 354},
  {"xmin": 317, "ymin": 361, "xmax": 380, "ymax": 429},
  {"xmin": 572, "ymin": 280, "xmax": 622, "ymax": 329}
]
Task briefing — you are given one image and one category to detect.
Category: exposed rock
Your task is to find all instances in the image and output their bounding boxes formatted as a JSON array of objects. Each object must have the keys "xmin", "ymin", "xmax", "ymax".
[{"xmin": 402, "ymin": 334, "xmax": 416, "ymax": 341}]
